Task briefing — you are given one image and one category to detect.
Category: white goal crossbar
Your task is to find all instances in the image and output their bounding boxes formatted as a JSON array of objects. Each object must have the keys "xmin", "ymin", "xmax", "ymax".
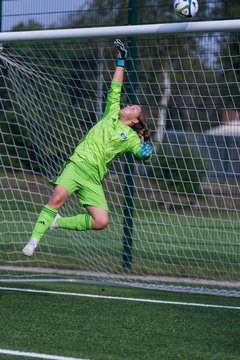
[{"xmin": 0, "ymin": 20, "xmax": 239, "ymax": 42}]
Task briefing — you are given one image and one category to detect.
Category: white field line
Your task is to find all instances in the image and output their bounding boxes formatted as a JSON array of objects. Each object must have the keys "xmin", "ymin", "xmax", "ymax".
[
  {"xmin": 0, "ymin": 286, "xmax": 240, "ymax": 310},
  {"xmin": 2, "ymin": 266, "xmax": 240, "ymax": 288},
  {"xmin": 0, "ymin": 348, "xmax": 88, "ymax": 360}
]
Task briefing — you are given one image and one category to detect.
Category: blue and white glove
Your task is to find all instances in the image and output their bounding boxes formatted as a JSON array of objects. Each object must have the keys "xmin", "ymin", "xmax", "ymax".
[
  {"xmin": 139, "ymin": 143, "xmax": 153, "ymax": 159},
  {"xmin": 114, "ymin": 39, "xmax": 128, "ymax": 68}
]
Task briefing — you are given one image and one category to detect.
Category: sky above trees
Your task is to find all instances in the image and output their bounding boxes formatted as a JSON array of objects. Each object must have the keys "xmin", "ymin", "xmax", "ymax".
[{"xmin": 1, "ymin": 0, "xmax": 240, "ymax": 32}]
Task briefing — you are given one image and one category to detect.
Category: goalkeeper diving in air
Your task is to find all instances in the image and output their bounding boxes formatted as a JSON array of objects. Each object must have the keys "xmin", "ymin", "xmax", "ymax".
[{"xmin": 22, "ymin": 39, "xmax": 153, "ymax": 257}]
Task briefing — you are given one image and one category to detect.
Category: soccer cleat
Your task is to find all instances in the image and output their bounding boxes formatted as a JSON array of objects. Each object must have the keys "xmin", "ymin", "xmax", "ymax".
[
  {"xmin": 49, "ymin": 213, "xmax": 61, "ymax": 230},
  {"xmin": 22, "ymin": 238, "xmax": 38, "ymax": 257}
]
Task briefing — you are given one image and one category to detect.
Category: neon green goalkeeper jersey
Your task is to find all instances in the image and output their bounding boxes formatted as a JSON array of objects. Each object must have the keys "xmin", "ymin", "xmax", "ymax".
[{"xmin": 70, "ymin": 80, "xmax": 147, "ymax": 182}]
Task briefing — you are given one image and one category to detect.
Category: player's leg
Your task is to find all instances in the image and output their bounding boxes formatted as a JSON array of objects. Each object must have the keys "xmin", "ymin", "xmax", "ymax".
[
  {"xmin": 86, "ymin": 206, "xmax": 109, "ymax": 230},
  {"xmin": 52, "ymin": 180, "xmax": 109, "ymax": 231},
  {"xmin": 23, "ymin": 161, "xmax": 78, "ymax": 256},
  {"xmin": 22, "ymin": 185, "xmax": 68, "ymax": 257},
  {"xmin": 55, "ymin": 206, "xmax": 108, "ymax": 231}
]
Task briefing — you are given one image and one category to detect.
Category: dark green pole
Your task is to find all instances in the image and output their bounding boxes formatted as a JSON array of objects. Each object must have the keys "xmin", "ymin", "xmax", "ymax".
[
  {"xmin": 122, "ymin": 0, "xmax": 138, "ymax": 270},
  {"xmin": 0, "ymin": 0, "xmax": 2, "ymax": 32}
]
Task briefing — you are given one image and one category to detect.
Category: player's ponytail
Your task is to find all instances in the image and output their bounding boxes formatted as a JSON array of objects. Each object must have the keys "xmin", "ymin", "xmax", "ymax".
[{"xmin": 132, "ymin": 107, "xmax": 151, "ymax": 142}]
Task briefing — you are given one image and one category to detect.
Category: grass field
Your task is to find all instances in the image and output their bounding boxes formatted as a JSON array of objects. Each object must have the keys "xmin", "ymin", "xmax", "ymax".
[
  {"xmin": 1, "ymin": 208, "xmax": 240, "ymax": 281},
  {"xmin": 1, "ymin": 171, "xmax": 240, "ymax": 282},
  {"xmin": 1, "ymin": 174, "xmax": 240, "ymax": 359},
  {"xmin": 0, "ymin": 281, "xmax": 240, "ymax": 360}
]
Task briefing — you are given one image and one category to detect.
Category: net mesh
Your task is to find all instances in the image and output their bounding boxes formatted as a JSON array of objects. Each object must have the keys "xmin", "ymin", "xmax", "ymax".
[{"xmin": 0, "ymin": 33, "xmax": 240, "ymax": 295}]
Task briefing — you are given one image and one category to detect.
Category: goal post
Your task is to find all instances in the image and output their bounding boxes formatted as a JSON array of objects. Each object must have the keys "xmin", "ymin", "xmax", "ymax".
[
  {"xmin": 0, "ymin": 19, "xmax": 239, "ymax": 41},
  {"xmin": 0, "ymin": 20, "xmax": 240, "ymax": 296}
]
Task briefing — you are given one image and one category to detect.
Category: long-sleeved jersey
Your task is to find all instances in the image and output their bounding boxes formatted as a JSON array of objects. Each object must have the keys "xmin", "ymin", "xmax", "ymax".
[{"xmin": 69, "ymin": 80, "xmax": 148, "ymax": 182}]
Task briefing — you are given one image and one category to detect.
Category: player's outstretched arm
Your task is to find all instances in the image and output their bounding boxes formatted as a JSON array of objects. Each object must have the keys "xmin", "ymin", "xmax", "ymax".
[
  {"xmin": 100, "ymin": 39, "xmax": 128, "ymax": 119},
  {"xmin": 113, "ymin": 39, "xmax": 128, "ymax": 83}
]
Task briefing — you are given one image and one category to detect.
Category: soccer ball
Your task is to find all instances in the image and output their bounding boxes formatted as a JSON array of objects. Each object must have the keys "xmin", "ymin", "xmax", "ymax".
[{"xmin": 174, "ymin": 0, "xmax": 199, "ymax": 19}]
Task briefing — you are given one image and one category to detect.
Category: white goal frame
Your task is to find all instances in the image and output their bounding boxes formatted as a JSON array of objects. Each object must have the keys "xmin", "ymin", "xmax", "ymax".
[
  {"xmin": 0, "ymin": 19, "xmax": 239, "ymax": 42},
  {"xmin": 1, "ymin": 19, "xmax": 240, "ymax": 296}
]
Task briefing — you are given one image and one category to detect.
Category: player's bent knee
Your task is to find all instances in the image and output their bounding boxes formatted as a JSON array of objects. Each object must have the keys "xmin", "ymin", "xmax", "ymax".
[
  {"xmin": 48, "ymin": 194, "xmax": 66, "ymax": 209},
  {"xmin": 48, "ymin": 186, "xmax": 68, "ymax": 209},
  {"xmin": 93, "ymin": 215, "xmax": 109, "ymax": 230}
]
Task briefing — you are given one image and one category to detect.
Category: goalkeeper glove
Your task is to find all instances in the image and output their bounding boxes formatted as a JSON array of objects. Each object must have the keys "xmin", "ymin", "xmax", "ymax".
[
  {"xmin": 139, "ymin": 143, "xmax": 153, "ymax": 159},
  {"xmin": 114, "ymin": 39, "xmax": 128, "ymax": 68}
]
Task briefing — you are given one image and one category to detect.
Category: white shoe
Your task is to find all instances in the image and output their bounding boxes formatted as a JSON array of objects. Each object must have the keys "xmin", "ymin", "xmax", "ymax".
[
  {"xmin": 22, "ymin": 238, "xmax": 38, "ymax": 257},
  {"xmin": 49, "ymin": 213, "xmax": 61, "ymax": 230}
]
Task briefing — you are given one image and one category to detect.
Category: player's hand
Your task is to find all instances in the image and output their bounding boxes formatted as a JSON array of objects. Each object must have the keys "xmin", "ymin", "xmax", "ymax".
[
  {"xmin": 114, "ymin": 39, "xmax": 128, "ymax": 60},
  {"xmin": 139, "ymin": 143, "xmax": 153, "ymax": 159}
]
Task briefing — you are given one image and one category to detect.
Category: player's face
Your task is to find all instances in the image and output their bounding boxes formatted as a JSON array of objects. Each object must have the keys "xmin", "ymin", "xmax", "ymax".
[{"xmin": 120, "ymin": 105, "xmax": 141, "ymax": 120}]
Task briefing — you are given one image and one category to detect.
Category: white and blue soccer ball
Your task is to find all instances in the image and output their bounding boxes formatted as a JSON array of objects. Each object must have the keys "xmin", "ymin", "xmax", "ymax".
[{"xmin": 174, "ymin": 0, "xmax": 199, "ymax": 19}]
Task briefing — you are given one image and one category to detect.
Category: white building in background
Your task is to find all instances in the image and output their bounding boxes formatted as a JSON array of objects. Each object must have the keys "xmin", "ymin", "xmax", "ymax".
[
  {"xmin": 206, "ymin": 120, "xmax": 240, "ymax": 136},
  {"xmin": 206, "ymin": 110, "xmax": 240, "ymax": 136}
]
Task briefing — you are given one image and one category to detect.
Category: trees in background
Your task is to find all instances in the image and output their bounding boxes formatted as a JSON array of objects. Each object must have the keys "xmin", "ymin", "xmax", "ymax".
[{"xmin": 0, "ymin": 2, "xmax": 239, "ymax": 173}]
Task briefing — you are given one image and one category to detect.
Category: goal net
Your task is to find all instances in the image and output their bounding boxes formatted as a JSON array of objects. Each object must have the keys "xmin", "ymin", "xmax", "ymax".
[{"xmin": 1, "ymin": 22, "xmax": 240, "ymax": 296}]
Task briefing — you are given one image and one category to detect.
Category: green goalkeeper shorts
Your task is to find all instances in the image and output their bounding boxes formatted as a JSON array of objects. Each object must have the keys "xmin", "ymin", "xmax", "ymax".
[{"xmin": 49, "ymin": 160, "xmax": 108, "ymax": 210}]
